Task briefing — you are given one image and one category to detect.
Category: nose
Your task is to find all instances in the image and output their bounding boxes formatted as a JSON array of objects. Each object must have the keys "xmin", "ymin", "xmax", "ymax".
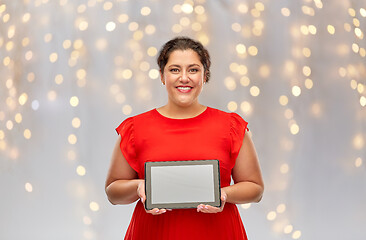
[{"xmin": 180, "ymin": 71, "xmax": 189, "ymax": 83}]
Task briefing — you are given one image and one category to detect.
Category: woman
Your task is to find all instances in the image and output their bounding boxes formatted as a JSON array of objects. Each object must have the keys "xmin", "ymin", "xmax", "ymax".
[{"xmin": 105, "ymin": 37, "xmax": 264, "ymax": 240}]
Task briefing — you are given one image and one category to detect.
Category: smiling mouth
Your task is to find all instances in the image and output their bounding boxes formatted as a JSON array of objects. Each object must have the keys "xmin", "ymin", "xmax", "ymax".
[{"xmin": 176, "ymin": 86, "xmax": 193, "ymax": 93}]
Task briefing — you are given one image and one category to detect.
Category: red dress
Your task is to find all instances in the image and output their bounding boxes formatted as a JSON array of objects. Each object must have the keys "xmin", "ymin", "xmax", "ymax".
[{"xmin": 116, "ymin": 107, "xmax": 249, "ymax": 240}]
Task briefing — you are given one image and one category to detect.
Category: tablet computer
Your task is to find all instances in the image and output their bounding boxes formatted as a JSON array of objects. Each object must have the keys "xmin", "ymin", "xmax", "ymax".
[{"xmin": 144, "ymin": 160, "xmax": 221, "ymax": 210}]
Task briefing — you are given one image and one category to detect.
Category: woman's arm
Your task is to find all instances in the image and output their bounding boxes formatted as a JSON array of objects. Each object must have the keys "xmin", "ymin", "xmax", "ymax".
[
  {"xmin": 224, "ymin": 130, "xmax": 264, "ymax": 204},
  {"xmin": 197, "ymin": 130, "xmax": 263, "ymax": 213},
  {"xmin": 105, "ymin": 135, "xmax": 141, "ymax": 205}
]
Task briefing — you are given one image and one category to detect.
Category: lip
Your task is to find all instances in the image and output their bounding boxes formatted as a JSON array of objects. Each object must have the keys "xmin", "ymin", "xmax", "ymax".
[{"xmin": 176, "ymin": 86, "xmax": 193, "ymax": 93}]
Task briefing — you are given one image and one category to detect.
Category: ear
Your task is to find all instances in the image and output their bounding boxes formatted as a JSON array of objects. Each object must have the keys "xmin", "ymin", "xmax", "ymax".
[{"xmin": 160, "ymin": 70, "xmax": 165, "ymax": 85}]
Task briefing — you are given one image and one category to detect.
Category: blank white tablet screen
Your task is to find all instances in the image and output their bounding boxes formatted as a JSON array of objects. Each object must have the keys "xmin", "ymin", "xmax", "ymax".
[{"xmin": 151, "ymin": 165, "xmax": 215, "ymax": 204}]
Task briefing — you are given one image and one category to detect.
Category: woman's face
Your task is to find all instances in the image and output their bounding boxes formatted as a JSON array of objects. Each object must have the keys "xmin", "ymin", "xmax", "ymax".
[{"xmin": 161, "ymin": 49, "xmax": 205, "ymax": 108}]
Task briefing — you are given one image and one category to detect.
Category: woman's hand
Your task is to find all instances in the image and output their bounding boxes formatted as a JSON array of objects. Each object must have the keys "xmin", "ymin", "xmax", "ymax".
[
  {"xmin": 137, "ymin": 180, "xmax": 170, "ymax": 215},
  {"xmin": 196, "ymin": 189, "xmax": 227, "ymax": 213}
]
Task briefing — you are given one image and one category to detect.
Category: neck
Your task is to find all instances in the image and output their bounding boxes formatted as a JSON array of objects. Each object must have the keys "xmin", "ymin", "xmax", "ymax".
[{"xmin": 157, "ymin": 103, "xmax": 207, "ymax": 119}]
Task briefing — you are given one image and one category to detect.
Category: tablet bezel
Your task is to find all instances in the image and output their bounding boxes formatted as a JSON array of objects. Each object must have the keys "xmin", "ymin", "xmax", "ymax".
[{"xmin": 144, "ymin": 160, "xmax": 221, "ymax": 210}]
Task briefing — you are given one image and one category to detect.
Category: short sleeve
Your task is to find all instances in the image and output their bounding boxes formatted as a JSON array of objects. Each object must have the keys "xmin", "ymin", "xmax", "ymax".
[
  {"xmin": 230, "ymin": 113, "xmax": 248, "ymax": 162},
  {"xmin": 115, "ymin": 117, "xmax": 138, "ymax": 173}
]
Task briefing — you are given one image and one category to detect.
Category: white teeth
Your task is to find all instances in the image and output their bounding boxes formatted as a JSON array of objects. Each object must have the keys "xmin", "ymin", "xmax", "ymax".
[{"xmin": 177, "ymin": 87, "xmax": 191, "ymax": 90}]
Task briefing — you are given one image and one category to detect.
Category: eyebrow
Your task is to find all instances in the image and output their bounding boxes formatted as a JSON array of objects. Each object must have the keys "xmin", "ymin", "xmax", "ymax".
[{"xmin": 167, "ymin": 64, "xmax": 202, "ymax": 68}]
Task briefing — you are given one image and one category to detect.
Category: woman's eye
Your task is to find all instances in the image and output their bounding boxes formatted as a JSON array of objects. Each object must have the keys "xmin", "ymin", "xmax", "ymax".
[
  {"xmin": 189, "ymin": 69, "xmax": 199, "ymax": 73},
  {"xmin": 170, "ymin": 68, "xmax": 179, "ymax": 73}
]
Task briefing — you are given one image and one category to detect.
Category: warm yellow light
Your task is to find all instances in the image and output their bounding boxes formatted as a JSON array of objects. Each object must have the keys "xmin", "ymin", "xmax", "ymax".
[
  {"xmin": 224, "ymin": 77, "xmax": 236, "ymax": 91},
  {"xmin": 300, "ymin": 25, "xmax": 309, "ymax": 35},
  {"xmin": 141, "ymin": 6, "xmax": 151, "ymax": 16},
  {"xmin": 314, "ymin": 0, "xmax": 323, "ymax": 8},
  {"xmin": 122, "ymin": 69, "xmax": 132, "ymax": 79},
  {"xmin": 195, "ymin": 5, "xmax": 205, "ymax": 15},
  {"xmin": 353, "ymin": 134, "xmax": 364, "ymax": 149},
  {"xmin": 238, "ymin": 4, "xmax": 248, "ymax": 13},
  {"xmin": 360, "ymin": 48, "xmax": 366, "ymax": 57},
  {"xmin": 281, "ymin": 7, "xmax": 290, "ymax": 17},
  {"xmin": 238, "ymin": 65, "xmax": 248, "ymax": 75},
  {"xmin": 55, "ymin": 74, "xmax": 63, "ymax": 85},
  {"xmin": 338, "ymin": 67, "xmax": 347, "ymax": 77},
  {"xmin": 267, "ymin": 211, "xmax": 276, "ymax": 221},
  {"xmin": 284, "ymin": 225, "xmax": 293, "ymax": 234},
  {"xmin": 280, "ymin": 164, "xmax": 289, "ymax": 174},
  {"xmin": 360, "ymin": 96, "xmax": 366, "ymax": 107},
  {"xmin": 63, "ymin": 39, "xmax": 71, "ymax": 49},
  {"xmin": 7, "ymin": 25, "xmax": 15, "ymax": 39},
  {"xmin": 240, "ymin": 101, "xmax": 252, "ymax": 115},
  {"xmin": 353, "ymin": 18, "xmax": 360, "ymax": 27},
  {"xmin": 78, "ymin": 20, "xmax": 88, "ymax": 31},
  {"xmin": 27, "ymin": 72, "xmax": 35, "ymax": 82},
  {"xmin": 73, "ymin": 39, "xmax": 84, "ymax": 49},
  {"xmin": 292, "ymin": 230, "xmax": 301, "ymax": 239},
  {"xmin": 68, "ymin": 134, "xmax": 77, "ymax": 145},
  {"xmin": 147, "ymin": 47, "xmax": 157, "ymax": 57},
  {"xmin": 326, "ymin": 25, "xmax": 335, "ymax": 35},
  {"xmin": 279, "ymin": 95, "xmax": 289, "ymax": 106},
  {"xmin": 276, "ymin": 203, "xmax": 286, "ymax": 213},
  {"xmin": 357, "ymin": 84, "xmax": 364, "ymax": 94},
  {"xmin": 77, "ymin": 4, "xmax": 87, "ymax": 13},
  {"xmin": 240, "ymin": 76, "xmax": 250, "ymax": 86},
  {"xmin": 3, "ymin": 13, "xmax": 10, "ymax": 23},
  {"xmin": 24, "ymin": 129, "xmax": 32, "ymax": 139},
  {"xmin": 72, "ymin": 117, "xmax": 81, "ymax": 128},
  {"xmin": 227, "ymin": 101, "xmax": 238, "ymax": 112},
  {"xmin": 192, "ymin": 22, "xmax": 202, "ymax": 32},
  {"xmin": 145, "ymin": 24, "xmax": 156, "ymax": 35},
  {"xmin": 89, "ymin": 201, "xmax": 99, "ymax": 211},
  {"xmin": 173, "ymin": 4, "xmax": 182, "ymax": 14},
  {"xmin": 352, "ymin": 43, "xmax": 360, "ymax": 53},
  {"xmin": 70, "ymin": 96, "xmax": 79, "ymax": 107},
  {"xmin": 248, "ymin": 46, "xmax": 258, "ymax": 56},
  {"xmin": 5, "ymin": 41, "xmax": 13, "ymax": 51},
  {"xmin": 354, "ymin": 28, "xmax": 363, "ymax": 39},
  {"xmin": 308, "ymin": 25, "xmax": 317, "ymax": 35},
  {"xmin": 290, "ymin": 123, "xmax": 299, "ymax": 135},
  {"xmin": 292, "ymin": 86, "xmax": 301, "ymax": 97},
  {"xmin": 76, "ymin": 165, "xmax": 86, "ymax": 176},
  {"xmin": 106, "ymin": 21, "xmax": 116, "ymax": 31},
  {"xmin": 22, "ymin": 37, "xmax": 30, "ymax": 47},
  {"xmin": 181, "ymin": 3, "xmax": 193, "ymax": 14},
  {"xmin": 302, "ymin": 66, "xmax": 311, "ymax": 76},
  {"xmin": 14, "ymin": 113, "xmax": 21, "ymax": 124},
  {"xmin": 302, "ymin": 6, "xmax": 315, "ymax": 16},
  {"xmin": 250, "ymin": 8, "xmax": 261, "ymax": 18},
  {"xmin": 172, "ymin": 24, "xmax": 183, "ymax": 33},
  {"xmin": 19, "ymin": 93, "xmax": 28, "ymax": 105},
  {"xmin": 302, "ymin": 47, "xmax": 311, "ymax": 57},
  {"xmin": 198, "ymin": 34, "xmax": 209, "ymax": 46},
  {"xmin": 355, "ymin": 157, "xmax": 363, "ymax": 167},
  {"xmin": 360, "ymin": 8, "xmax": 366, "ymax": 17},
  {"xmin": 250, "ymin": 86, "xmax": 260, "ymax": 96},
  {"xmin": 122, "ymin": 105, "xmax": 132, "ymax": 115},
  {"xmin": 48, "ymin": 90, "xmax": 57, "ymax": 101},
  {"xmin": 305, "ymin": 78, "xmax": 313, "ymax": 89},
  {"xmin": 49, "ymin": 53, "xmax": 58, "ymax": 63},
  {"xmin": 83, "ymin": 216, "xmax": 92, "ymax": 225},
  {"xmin": 0, "ymin": 4, "xmax": 6, "ymax": 14},
  {"xmin": 231, "ymin": 23, "xmax": 241, "ymax": 32},
  {"xmin": 0, "ymin": 130, "xmax": 4, "ymax": 140},
  {"xmin": 25, "ymin": 183, "xmax": 33, "ymax": 192},
  {"xmin": 115, "ymin": 93, "xmax": 126, "ymax": 104},
  {"xmin": 236, "ymin": 44, "xmax": 246, "ymax": 54},
  {"xmin": 118, "ymin": 14, "xmax": 129, "ymax": 23},
  {"xmin": 348, "ymin": 8, "xmax": 356, "ymax": 17}
]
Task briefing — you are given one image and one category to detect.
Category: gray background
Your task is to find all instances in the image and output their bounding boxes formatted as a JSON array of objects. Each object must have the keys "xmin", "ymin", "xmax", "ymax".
[{"xmin": 0, "ymin": 0, "xmax": 365, "ymax": 240}]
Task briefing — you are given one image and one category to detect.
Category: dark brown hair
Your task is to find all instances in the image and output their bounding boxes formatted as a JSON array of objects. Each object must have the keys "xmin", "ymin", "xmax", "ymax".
[{"xmin": 157, "ymin": 36, "xmax": 211, "ymax": 82}]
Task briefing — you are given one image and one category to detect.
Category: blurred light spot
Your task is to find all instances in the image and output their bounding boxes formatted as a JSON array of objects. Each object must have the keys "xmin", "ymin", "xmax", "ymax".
[
  {"xmin": 344, "ymin": 23, "xmax": 352, "ymax": 32},
  {"xmin": 240, "ymin": 76, "xmax": 250, "ymax": 86},
  {"xmin": 284, "ymin": 225, "xmax": 293, "ymax": 234},
  {"xmin": 24, "ymin": 129, "xmax": 32, "ymax": 139},
  {"xmin": 238, "ymin": 4, "xmax": 248, "ymax": 13},
  {"xmin": 240, "ymin": 101, "xmax": 252, "ymax": 115},
  {"xmin": 0, "ymin": 130, "xmax": 4, "ymax": 140},
  {"xmin": 49, "ymin": 52, "xmax": 58, "ymax": 63},
  {"xmin": 305, "ymin": 78, "xmax": 313, "ymax": 89},
  {"xmin": 267, "ymin": 211, "xmax": 276, "ymax": 221},
  {"xmin": 303, "ymin": 66, "xmax": 311, "ymax": 76},
  {"xmin": 224, "ymin": 77, "xmax": 236, "ymax": 91},
  {"xmin": 292, "ymin": 230, "xmax": 301, "ymax": 239},
  {"xmin": 280, "ymin": 163, "xmax": 289, "ymax": 174},
  {"xmin": 95, "ymin": 38, "xmax": 108, "ymax": 51},
  {"xmin": 248, "ymin": 46, "xmax": 258, "ymax": 56},
  {"xmin": 361, "ymin": 8, "xmax": 366, "ymax": 17},
  {"xmin": 195, "ymin": 5, "xmax": 205, "ymax": 14},
  {"xmin": 232, "ymin": 23, "xmax": 241, "ymax": 32},
  {"xmin": 173, "ymin": 4, "xmax": 182, "ymax": 14},
  {"xmin": 181, "ymin": 3, "xmax": 193, "ymax": 14},
  {"xmin": 198, "ymin": 34, "xmax": 209, "ymax": 46},
  {"xmin": 180, "ymin": 17, "xmax": 190, "ymax": 26},
  {"xmin": 19, "ymin": 93, "xmax": 28, "ymax": 105},
  {"xmin": 10, "ymin": 148, "xmax": 19, "ymax": 159},
  {"xmin": 250, "ymin": 86, "xmax": 260, "ymax": 96},
  {"xmin": 281, "ymin": 8, "xmax": 290, "ymax": 17},
  {"xmin": 115, "ymin": 93, "xmax": 126, "ymax": 104},
  {"xmin": 241, "ymin": 203, "xmax": 251, "ymax": 209},
  {"xmin": 22, "ymin": 37, "xmax": 30, "ymax": 47},
  {"xmin": 311, "ymin": 103, "xmax": 322, "ymax": 117},
  {"xmin": 55, "ymin": 74, "xmax": 64, "ymax": 85},
  {"xmin": 353, "ymin": 18, "xmax": 360, "ymax": 27},
  {"xmin": 355, "ymin": 157, "xmax": 363, "ymax": 167},
  {"xmin": 348, "ymin": 8, "xmax": 356, "ymax": 17},
  {"xmin": 292, "ymin": 86, "xmax": 301, "ymax": 97},
  {"xmin": 360, "ymin": 96, "xmax": 366, "ymax": 107},
  {"xmin": 141, "ymin": 6, "xmax": 151, "ymax": 16},
  {"xmin": 78, "ymin": 20, "xmax": 88, "ymax": 31},
  {"xmin": 118, "ymin": 14, "xmax": 129, "ymax": 23},
  {"xmin": 122, "ymin": 105, "xmax": 132, "ymax": 115},
  {"xmin": 89, "ymin": 201, "xmax": 99, "ymax": 211},
  {"xmin": 338, "ymin": 67, "xmax": 347, "ymax": 77},
  {"xmin": 106, "ymin": 21, "xmax": 116, "ymax": 31},
  {"xmin": 77, "ymin": 165, "xmax": 86, "ymax": 176},
  {"xmin": 327, "ymin": 25, "xmax": 335, "ymax": 34},
  {"xmin": 279, "ymin": 95, "xmax": 288, "ymax": 106},
  {"xmin": 83, "ymin": 216, "xmax": 92, "ymax": 225},
  {"xmin": 77, "ymin": 4, "xmax": 87, "ymax": 13},
  {"xmin": 128, "ymin": 22, "xmax": 139, "ymax": 31},
  {"xmin": 68, "ymin": 150, "xmax": 76, "ymax": 161},
  {"xmin": 290, "ymin": 123, "xmax": 299, "ymax": 135},
  {"xmin": 25, "ymin": 183, "xmax": 33, "ymax": 192},
  {"xmin": 32, "ymin": 100, "xmax": 39, "ymax": 110},
  {"xmin": 147, "ymin": 47, "xmax": 157, "ymax": 57},
  {"xmin": 236, "ymin": 44, "xmax": 246, "ymax": 54},
  {"xmin": 172, "ymin": 24, "xmax": 183, "ymax": 33},
  {"xmin": 63, "ymin": 39, "xmax": 71, "ymax": 49},
  {"xmin": 276, "ymin": 203, "xmax": 286, "ymax": 213},
  {"xmin": 68, "ymin": 134, "xmax": 77, "ymax": 145},
  {"xmin": 353, "ymin": 134, "xmax": 364, "ymax": 149},
  {"xmin": 47, "ymin": 90, "xmax": 57, "ymax": 101},
  {"xmin": 302, "ymin": 47, "xmax": 311, "ymax": 57},
  {"xmin": 259, "ymin": 65, "xmax": 270, "ymax": 78},
  {"xmin": 149, "ymin": 69, "xmax": 159, "ymax": 79},
  {"xmin": 25, "ymin": 51, "xmax": 33, "ymax": 61},
  {"xmin": 70, "ymin": 96, "xmax": 79, "ymax": 107},
  {"xmin": 0, "ymin": 140, "xmax": 5, "ymax": 151},
  {"xmin": 145, "ymin": 24, "xmax": 156, "ymax": 35},
  {"xmin": 192, "ymin": 22, "xmax": 202, "ymax": 31},
  {"xmin": 72, "ymin": 117, "xmax": 81, "ymax": 128},
  {"xmin": 352, "ymin": 43, "xmax": 360, "ymax": 53},
  {"xmin": 357, "ymin": 83, "xmax": 364, "ymax": 94},
  {"xmin": 227, "ymin": 101, "xmax": 238, "ymax": 112},
  {"xmin": 76, "ymin": 69, "xmax": 86, "ymax": 79},
  {"xmin": 309, "ymin": 25, "xmax": 317, "ymax": 34}
]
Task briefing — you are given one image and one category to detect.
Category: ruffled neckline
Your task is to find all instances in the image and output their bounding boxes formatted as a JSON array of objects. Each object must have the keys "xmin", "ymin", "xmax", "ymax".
[{"xmin": 153, "ymin": 107, "xmax": 210, "ymax": 121}]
